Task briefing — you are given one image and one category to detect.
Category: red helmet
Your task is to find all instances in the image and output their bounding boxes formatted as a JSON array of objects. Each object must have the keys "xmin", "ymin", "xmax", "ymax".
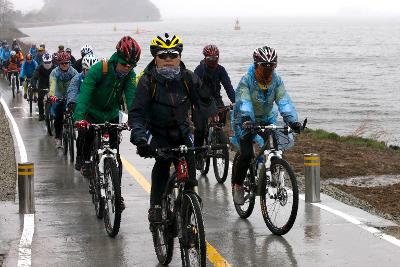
[
  {"xmin": 203, "ymin": 45, "xmax": 219, "ymax": 57},
  {"xmin": 58, "ymin": 51, "xmax": 71, "ymax": 63},
  {"xmin": 116, "ymin": 36, "xmax": 141, "ymax": 66}
]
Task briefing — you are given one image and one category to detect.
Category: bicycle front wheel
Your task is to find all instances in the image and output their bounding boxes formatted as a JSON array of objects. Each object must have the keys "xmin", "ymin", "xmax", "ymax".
[
  {"xmin": 11, "ymin": 77, "xmax": 15, "ymax": 98},
  {"xmin": 62, "ymin": 126, "xmax": 68, "ymax": 156},
  {"xmin": 103, "ymin": 158, "xmax": 122, "ymax": 237},
  {"xmin": 180, "ymin": 193, "xmax": 206, "ymax": 267},
  {"xmin": 259, "ymin": 158, "xmax": 299, "ymax": 235},
  {"xmin": 212, "ymin": 130, "xmax": 229, "ymax": 183},
  {"xmin": 45, "ymin": 102, "xmax": 53, "ymax": 136},
  {"xmin": 68, "ymin": 122, "xmax": 75, "ymax": 162},
  {"xmin": 152, "ymin": 195, "xmax": 174, "ymax": 265}
]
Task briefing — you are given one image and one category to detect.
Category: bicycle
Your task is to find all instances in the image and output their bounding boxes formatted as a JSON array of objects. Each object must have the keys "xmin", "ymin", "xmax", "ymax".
[
  {"xmin": 62, "ymin": 108, "xmax": 76, "ymax": 162},
  {"xmin": 151, "ymin": 145, "xmax": 225, "ymax": 266},
  {"xmin": 198, "ymin": 106, "xmax": 231, "ymax": 183},
  {"xmin": 9, "ymin": 70, "xmax": 18, "ymax": 98},
  {"xmin": 88, "ymin": 122, "xmax": 126, "ymax": 237},
  {"xmin": 25, "ymin": 78, "xmax": 35, "ymax": 114},
  {"xmin": 231, "ymin": 120, "xmax": 306, "ymax": 235}
]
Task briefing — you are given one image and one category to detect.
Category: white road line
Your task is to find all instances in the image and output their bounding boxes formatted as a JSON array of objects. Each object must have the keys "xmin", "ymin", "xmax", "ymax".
[
  {"xmin": 299, "ymin": 194, "xmax": 400, "ymax": 248},
  {"xmin": 17, "ymin": 214, "xmax": 35, "ymax": 267},
  {"xmin": 0, "ymin": 96, "xmax": 34, "ymax": 266},
  {"xmin": 0, "ymin": 97, "xmax": 28, "ymax": 162}
]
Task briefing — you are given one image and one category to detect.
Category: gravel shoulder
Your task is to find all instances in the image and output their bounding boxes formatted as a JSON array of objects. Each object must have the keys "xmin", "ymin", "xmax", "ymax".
[{"xmin": 0, "ymin": 104, "xmax": 17, "ymax": 201}]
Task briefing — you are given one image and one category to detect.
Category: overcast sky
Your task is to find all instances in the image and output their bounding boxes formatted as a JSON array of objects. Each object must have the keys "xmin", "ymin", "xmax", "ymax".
[{"xmin": 10, "ymin": 0, "xmax": 400, "ymax": 17}]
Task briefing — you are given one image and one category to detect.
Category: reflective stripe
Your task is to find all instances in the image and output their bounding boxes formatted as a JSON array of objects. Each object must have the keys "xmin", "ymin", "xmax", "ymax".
[
  {"xmin": 304, "ymin": 157, "xmax": 320, "ymax": 161},
  {"xmin": 18, "ymin": 171, "xmax": 34, "ymax": 175},
  {"xmin": 304, "ymin": 162, "xmax": 320, "ymax": 167}
]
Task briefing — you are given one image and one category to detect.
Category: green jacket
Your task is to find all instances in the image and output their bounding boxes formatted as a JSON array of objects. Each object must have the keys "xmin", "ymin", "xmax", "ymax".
[{"xmin": 74, "ymin": 52, "xmax": 137, "ymax": 123}]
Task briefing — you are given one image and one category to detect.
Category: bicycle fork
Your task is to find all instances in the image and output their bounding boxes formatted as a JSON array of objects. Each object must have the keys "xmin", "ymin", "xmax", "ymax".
[{"xmin": 97, "ymin": 149, "xmax": 118, "ymax": 200}]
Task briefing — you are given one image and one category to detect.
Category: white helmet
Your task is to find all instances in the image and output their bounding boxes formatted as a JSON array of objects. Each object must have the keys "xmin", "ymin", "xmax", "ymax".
[
  {"xmin": 82, "ymin": 53, "xmax": 99, "ymax": 69},
  {"xmin": 42, "ymin": 52, "xmax": 53, "ymax": 64},
  {"xmin": 80, "ymin": 44, "xmax": 93, "ymax": 57},
  {"xmin": 10, "ymin": 51, "xmax": 16, "ymax": 56}
]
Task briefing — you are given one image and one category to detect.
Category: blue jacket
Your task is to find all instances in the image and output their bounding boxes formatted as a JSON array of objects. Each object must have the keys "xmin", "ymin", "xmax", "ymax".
[
  {"xmin": 29, "ymin": 47, "xmax": 38, "ymax": 59},
  {"xmin": 194, "ymin": 60, "xmax": 235, "ymax": 105},
  {"xmin": 0, "ymin": 48, "xmax": 11, "ymax": 62},
  {"xmin": 34, "ymin": 53, "xmax": 43, "ymax": 66},
  {"xmin": 66, "ymin": 72, "xmax": 84, "ymax": 106},
  {"xmin": 233, "ymin": 64, "xmax": 298, "ymax": 139},
  {"xmin": 49, "ymin": 66, "xmax": 78, "ymax": 98},
  {"xmin": 20, "ymin": 60, "xmax": 38, "ymax": 79}
]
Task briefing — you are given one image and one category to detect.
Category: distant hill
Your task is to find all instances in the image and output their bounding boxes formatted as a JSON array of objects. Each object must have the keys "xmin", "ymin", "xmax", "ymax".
[{"xmin": 19, "ymin": 0, "xmax": 160, "ymax": 24}]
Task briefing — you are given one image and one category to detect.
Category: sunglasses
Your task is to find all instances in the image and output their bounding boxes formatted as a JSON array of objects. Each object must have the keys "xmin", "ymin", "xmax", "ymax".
[
  {"xmin": 60, "ymin": 61, "xmax": 70, "ymax": 66},
  {"xmin": 205, "ymin": 56, "xmax": 219, "ymax": 62},
  {"xmin": 257, "ymin": 62, "xmax": 276, "ymax": 68},
  {"xmin": 157, "ymin": 50, "xmax": 180, "ymax": 60}
]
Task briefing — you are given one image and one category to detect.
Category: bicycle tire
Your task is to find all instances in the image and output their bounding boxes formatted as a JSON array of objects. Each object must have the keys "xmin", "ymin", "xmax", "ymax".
[
  {"xmin": 11, "ymin": 76, "xmax": 15, "ymax": 98},
  {"xmin": 28, "ymin": 87, "xmax": 33, "ymax": 114},
  {"xmin": 45, "ymin": 102, "xmax": 53, "ymax": 136},
  {"xmin": 232, "ymin": 151, "xmax": 256, "ymax": 219},
  {"xmin": 180, "ymin": 192, "xmax": 206, "ymax": 267},
  {"xmin": 152, "ymin": 195, "xmax": 174, "ymax": 265},
  {"xmin": 212, "ymin": 130, "xmax": 229, "ymax": 183},
  {"xmin": 259, "ymin": 158, "xmax": 299, "ymax": 235},
  {"xmin": 103, "ymin": 158, "xmax": 122, "ymax": 237},
  {"xmin": 92, "ymin": 154, "xmax": 104, "ymax": 219},
  {"xmin": 200, "ymin": 156, "xmax": 210, "ymax": 175},
  {"xmin": 69, "ymin": 122, "xmax": 74, "ymax": 162},
  {"xmin": 62, "ymin": 126, "xmax": 68, "ymax": 156}
]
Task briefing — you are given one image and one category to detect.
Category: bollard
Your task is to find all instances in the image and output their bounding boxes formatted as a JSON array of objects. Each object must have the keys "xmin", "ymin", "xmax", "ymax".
[
  {"xmin": 18, "ymin": 162, "xmax": 35, "ymax": 214},
  {"xmin": 304, "ymin": 154, "xmax": 320, "ymax": 203}
]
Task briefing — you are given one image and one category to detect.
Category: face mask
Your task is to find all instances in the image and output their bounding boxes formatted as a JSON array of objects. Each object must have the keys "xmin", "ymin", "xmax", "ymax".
[
  {"xmin": 156, "ymin": 66, "xmax": 180, "ymax": 80},
  {"xmin": 205, "ymin": 60, "xmax": 218, "ymax": 70},
  {"xmin": 43, "ymin": 63, "xmax": 52, "ymax": 70},
  {"xmin": 115, "ymin": 70, "xmax": 129, "ymax": 78}
]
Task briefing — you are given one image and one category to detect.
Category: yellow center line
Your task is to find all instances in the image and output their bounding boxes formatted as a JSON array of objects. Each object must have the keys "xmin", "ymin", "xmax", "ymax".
[{"xmin": 120, "ymin": 156, "xmax": 232, "ymax": 267}]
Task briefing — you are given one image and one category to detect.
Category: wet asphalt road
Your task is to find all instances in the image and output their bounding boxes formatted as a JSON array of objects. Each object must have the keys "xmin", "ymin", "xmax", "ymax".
[{"xmin": 1, "ymin": 81, "xmax": 400, "ymax": 267}]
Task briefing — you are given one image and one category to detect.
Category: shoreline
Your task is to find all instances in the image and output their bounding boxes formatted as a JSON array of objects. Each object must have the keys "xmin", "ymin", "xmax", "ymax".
[{"xmin": 16, "ymin": 19, "xmax": 161, "ymax": 29}]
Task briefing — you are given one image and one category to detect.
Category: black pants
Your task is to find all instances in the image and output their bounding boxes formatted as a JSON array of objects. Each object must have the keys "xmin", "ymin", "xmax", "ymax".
[
  {"xmin": 37, "ymin": 89, "xmax": 47, "ymax": 117},
  {"xmin": 149, "ymin": 134, "xmax": 196, "ymax": 206},
  {"xmin": 232, "ymin": 134, "xmax": 254, "ymax": 185},
  {"xmin": 7, "ymin": 71, "xmax": 19, "ymax": 88},
  {"xmin": 52, "ymin": 102, "xmax": 66, "ymax": 139}
]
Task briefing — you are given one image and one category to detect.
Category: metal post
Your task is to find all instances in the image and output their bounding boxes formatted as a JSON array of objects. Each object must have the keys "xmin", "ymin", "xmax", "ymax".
[
  {"xmin": 304, "ymin": 154, "xmax": 320, "ymax": 203},
  {"xmin": 18, "ymin": 163, "xmax": 35, "ymax": 214}
]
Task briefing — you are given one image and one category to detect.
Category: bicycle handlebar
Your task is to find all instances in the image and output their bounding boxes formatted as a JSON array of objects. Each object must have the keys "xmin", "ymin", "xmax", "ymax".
[
  {"xmin": 89, "ymin": 122, "xmax": 129, "ymax": 131},
  {"xmin": 156, "ymin": 144, "xmax": 229, "ymax": 155}
]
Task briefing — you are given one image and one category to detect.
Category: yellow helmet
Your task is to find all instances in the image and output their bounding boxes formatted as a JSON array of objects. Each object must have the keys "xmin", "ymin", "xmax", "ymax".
[{"xmin": 150, "ymin": 33, "xmax": 183, "ymax": 57}]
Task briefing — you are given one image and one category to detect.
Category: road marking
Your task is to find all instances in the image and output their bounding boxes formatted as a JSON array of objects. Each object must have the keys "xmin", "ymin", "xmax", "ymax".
[
  {"xmin": 0, "ymin": 96, "xmax": 34, "ymax": 267},
  {"xmin": 0, "ymin": 97, "xmax": 28, "ymax": 162},
  {"xmin": 299, "ymin": 194, "xmax": 400, "ymax": 248},
  {"xmin": 121, "ymin": 156, "xmax": 232, "ymax": 267},
  {"xmin": 17, "ymin": 214, "xmax": 34, "ymax": 267}
]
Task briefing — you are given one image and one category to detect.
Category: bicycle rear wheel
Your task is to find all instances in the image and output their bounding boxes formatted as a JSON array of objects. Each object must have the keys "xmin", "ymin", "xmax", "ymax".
[
  {"xmin": 180, "ymin": 193, "xmax": 206, "ymax": 267},
  {"xmin": 232, "ymin": 151, "xmax": 256, "ymax": 219},
  {"xmin": 259, "ymin": 158, "xmax": 299, "ymax": 235},
  {"xmin": 152, "ymin": 194, "xmax": 174, "ymax": 265},
  {"xmin": 103, "ymin": 158, "xmax": 122, "ymax": 237},
  {"xmin": 212, "ymin": 130, "xmax": 229, "ymax": 183}
]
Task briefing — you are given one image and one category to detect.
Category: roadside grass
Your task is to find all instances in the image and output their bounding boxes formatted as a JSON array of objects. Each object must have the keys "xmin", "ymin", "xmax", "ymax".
[{"xmin": 304, "ymin": 128, "xmax": 393, "ymax": 151}]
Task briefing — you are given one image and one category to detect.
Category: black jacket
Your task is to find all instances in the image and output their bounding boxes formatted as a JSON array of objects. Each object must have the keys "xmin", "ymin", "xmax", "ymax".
[
  {"xmin": 129, "ymin": 60, "xmax": 217, "ymax": 145},
  {"xmin": 31, "ymin": 65, "xmax": 55, "ymax": 90},
  {"xmin": 194, "ymin": 60, "xmax": 235, "ymax": 106},
  {"xmin": 74, "ymin": 58, "xmax": 83, "ymax": 73}
]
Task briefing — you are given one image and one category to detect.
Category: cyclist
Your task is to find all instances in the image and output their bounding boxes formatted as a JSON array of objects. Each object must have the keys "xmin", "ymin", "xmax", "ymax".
[
  {"xmin": 6, "ymin": 51, "xmax": 21, "ymax": 90},
  {"xmin": 231, "ymin": 45, "xmax": 302, "ymax": 205},
  {"xmin": 0, "ymin": 44, "xmax": 11, "ymax": 68},
  {"xmin": 49, "ymin": 51, "xmax": 78, "ymax": 148},
  {"xmin": 11, "ymin": 39, "xmax": 18, "ymax": 51},
  {"xmin": 29, "ymin": 44, "xmax": 38, "ymax": 59},
  {"xmin": 31, "ymin": 52, "xmax": 55, "ymax": 121},
  {"xmin": 74, "ymin": 44, "xmax": 93, "ymax": 73},
  {"xmin": 193, "ymin": 44, "xmax": 235, "ymax": 165},
  {"xmin": 66, "ymin": 53, "xmax": 99, "ymax": 170},
  {"xmin": 65, "ymin": 48, "xmax": 76, "ymax": 66},
  {"xmin": 20, "ymin": 54, "xmax": 39, "ymax": 100},
  {"xmin": 14, "ymin": 46, "xmax": 24, "ymax": 62},
  {"xmin": 73, "ymin": 36, "xmax": 140, "ymax": 184},
  {"xmin": 129, "ymin": 33, "xmax": 217, "ymax": 223},
  {"xmin": 57, "ymin": 45, "xmax": 65, "ymax": 53},
  {"xmin": 35, "ymin": 46, "xmax": 45, "ymax": 65}
]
